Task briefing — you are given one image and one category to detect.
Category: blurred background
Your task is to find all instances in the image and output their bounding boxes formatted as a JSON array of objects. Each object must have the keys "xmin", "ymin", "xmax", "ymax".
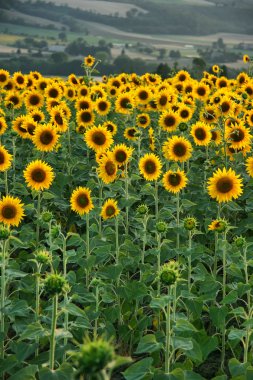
[{"xmin": 0, "ymin": 0, "xmax": 252, "ymax": 78}]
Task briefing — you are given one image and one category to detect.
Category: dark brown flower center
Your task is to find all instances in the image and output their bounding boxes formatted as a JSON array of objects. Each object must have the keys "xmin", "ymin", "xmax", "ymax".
[
  {"xmin": 39, "ymin": 81, "xmax": 47, "ymax": 90},
  {"xmin": 173, "ymin": 142, "xmax": 187, "ymax": 157},
  {"xmin": 168, "ymin": 173, "xmax": 181, "ymax": 186},
  {"xmin": 230, "ymin": 129, "xmax": 244, "ymax": 142},
  {"xmin": 32, "ymin": 114, "xmax": 42, "ymax": 122},
  {"xmin": 115, "ymin": 150, "xmax": 127, "ymax": 163},
  {"xmin": 106, "ymin": 124, "xmax": 114, "ymax": 133},
  {"xmin": 120, "ymin": 97, "xmax": 130, "ymax": 109},
  {"xmin": 164, "ymin": 116, "xmax": 176, "ymax": 127},
  {"xmin": 144, "ymin": 159, "xmax": 156, "ymax": 174},
  {"xmin": 180, "ymin": 109, "xmax": 189, "ymax": 119},
  {"xmin": 105, "ymin": 205, "xmax": 115, "ymax": 216},
  {"xmin": 40, "ymin": 131, "xmax": 54, "ymax": 145},
  {"xmin": 221, "ymin": 102, "xmax": 230, "ymax": 113},
  {"xmin": 139, "ymin": 116, "xmax": 148, "ymax": 125},
  {"xmin": 139, "ymin": 90, "xmax": 148, "ymax": 100},
  {"xmin": 31, "ymin": 168, "xmax": 46, "ymax": 183},
  {"xmin": 9, "ymin": 96, "xmax": 19, "ymax": 105},
  {"xmin": 197, "ymin": 87, "xmax": 206, "ymax": 96},
  {"xmin": 105, "ymin": 161, "xmax": 116, "ymax": 176},
  {"xmin": 49, "ymin": 88, "xmax": 59, "ymax": 98},
  {"xmin": 27, "ymin": 123, "xmax": 36, "ymax": 135},
  {"xmin": 195, "ymin": 127, "xmax": 206, "ymax": 140},
  {"xmin": 81, "ymin": 111, "xmax": 92, "ymax": 123},
  {"xmin": 211, "ymin": 131, "xmax": 217, "ymax": 140},
  {"xmin": 0, "ymin": 151, "xmax": 5, "ymax": 164},
  {"xmin": 76, "ymin": 193, "xmax": 89, "ymax": 208},
  {"xmin": 80, "ymin": 88, "xmax": 88, "ymax": 96},
  {"xmin": 92, "ymin": 131, "xmax": 106, "ymax": 146},
  {"xmin": 216, "ymin": 177, "xmax": 233, "ymax": 193},
  {"xmin": 127, "ymin": 128, "xmax": 136, "ymax": 137},
  {"xmin": 219, "ymin": 80, "xmax": 227, "ymax": 88},
  {"xmin": 79, "ymin": 101, "xmax": 90, "ymax": 110},
  {"xmin": 0, "ymin": 73, "xmax": 7, "ymax": 82},
  {"xmin": 2, "ymin": 205, "xmax": 16, "ymax": 219},
  {"xmin": 29, "ymin": 94, "xmax": 40, "ymax": 106},
  {"xmin": 159, "ymin": 95, "xmax": 168, "ymax": 106},
  {"xmin": 179, "ymin": 74, "xmax": 186, "ymax": 81},
  {"xmin": 16, "ymin": 75, "xmax": 24, "ymax": 84},
  {"xmin": 54, "ymin": 113, "xmax": 63, "ymax": 125},
  {"xmin": 98, "ymin": 101, "xmax": 108, "ymax": 111}
]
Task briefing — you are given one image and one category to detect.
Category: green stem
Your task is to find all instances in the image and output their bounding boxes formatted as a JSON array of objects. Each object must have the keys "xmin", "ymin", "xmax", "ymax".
[
  {"xmin": 99, "ymin": 182, "xmax": 103, "ymax": 236},
  {"xmin": 1, "ymin": 240, "xmax": 6, "ymax": 361},
  {"xmin": 94, "ymin": 285, "xmax": 99, "ymax": 339},
  {"xmin": 243, "ymin": 244, "xmax": 251, "ymax": 363},
  {"xmin": 214, "ymin": 232, "xmax": 218, "ymax": 277},
  {"xmin": 12, "ymin": 137, "xmax": 16, "ymax": 189},
  {"xmin": 125, "ymin": 163, "xmax": 129, "ymax": 235},
  {"xmin": 165, "ymin": 287, "xmax": 172, "ymax": 374},
  {"xmin": 188, "ymin": 231, "xmax": 192, "ymax": 292},
  {"xmin": 176, "ymin": 193, "xmax": 180, "ymax": 251},
  {"xmin": 35, "ymin": 263, "xmax": 41, "ymax": 358},
  {"xmin": 115, "ymin": 217, "xmax": 119, "ymax": 266},
  {"xmin": 86, "ymin": 213, "xmax": 90, "ymax": 287},
  {"xmin": 154, "ymin": 181, "xmax": 159, "ymax": 221},
  {"xmin": 49, "ymin": 294, "xmax": 58, "ymax": 371},
  {"xmin": 157, "ymin": 233, "xmax": 161, "ymax": 297},
  {"xmin": 221, "ymin": 230, "xmax": 227, "ymax": 371},
  {"xmin": 36, "ymin": 192, "xmax": 41, "ymax": 248},
  {"xmin": 140, "ymin": 216, "xmax": 147, "ymax": 281},
  {"xmin": 4, "ymin": 170, "xmax": 8, "ymax": 195},
  {"xmin": 63, "ymin": 237, "xmax": 68, "ymax": 360}
]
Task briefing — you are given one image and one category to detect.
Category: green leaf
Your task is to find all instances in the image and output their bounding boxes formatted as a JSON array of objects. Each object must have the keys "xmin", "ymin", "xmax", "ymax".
[
  {"xmin": 18, "ymin": 323, "xmax": 46, "ymax": 341},
  {"xmin": 118, "ymin": 281, "xmax": 147, "ymax": 301},
  {"xmin": 123, "ymin": 358, "xmax": 153, "ymax": 380},
  {"xmin": 150, "ymin": 296, "xmax": 172, "ymax": 310},
  {"xmin": 98, "ymin": 264, "xmax": 123, "ymax": 280},
  {"xmin": 228, "ymin": 329, "xmax": 246, "ymax": 341},
  {"xmin": 42, "ymin": 192, "xmax": 55, "ymax": 200},
  {"xmin": 9, "ymin": 365, "xmax": 38, "ymax": 380},
  {"xmin": 184, "ymin": 339, "xmax": 202, "ymax": 363},
  {"xmin": 209, "ymin": 306, "xmax": 228, "ymax": 330},
  {"xmin": 6, "ymin": 269, "xmax": 28, "ymax": 279},
  {"xmin": 172, "ymin": 337, "xmax": 193, "ymax": 351},
  {"xmin": 185, "ymin": 371, "xmax": 205, "ymax": 380},
  {"xmin": 221, "ymin": 290, "xmax": 238, "ymax": 305},
  {"xmin": 229, "ymin": 358, "xmax": 251, "ymax": 377},
  {"xmin": 39, "ymin": 363, "xmax": 73, "ymax": 380},
  {"xmin": 135, "ymin": 334, "xmax": 163, "ymax": 354},
  {"xmin": 175, "ymin": 319, "xmax": 198, "ymax": 333},
  {"xmin": 211, "ymin": 376, "xmax": 227, "ymax": 380}
]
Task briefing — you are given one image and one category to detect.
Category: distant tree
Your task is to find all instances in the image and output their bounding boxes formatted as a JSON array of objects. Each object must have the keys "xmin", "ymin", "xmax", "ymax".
[
  {"xmin": 65, "ymin": 38, "xmax": 88, "ymax": 56},
  {"xmin": 169, "ymin": 50, "xmax": 181, "ymax": 58},
  {"xmin": 156, "ymin": 63, "xmax": 171, "ymax": 79},
  {"xmin": 51, "ymin": 52, "xmax": 68, "ymax": 64},
  {"xmin": 158, "ymin": 48, "xmax": 166, "ymax": 59},
  {"xmin": 58, "ymin": 32, "xmax": 67, "ymax": 42}
]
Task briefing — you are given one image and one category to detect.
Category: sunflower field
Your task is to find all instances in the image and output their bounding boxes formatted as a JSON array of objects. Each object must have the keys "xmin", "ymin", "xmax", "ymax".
[{"xmin": 0, "ymin": 55, "xmax": 253, "ymax": 380}]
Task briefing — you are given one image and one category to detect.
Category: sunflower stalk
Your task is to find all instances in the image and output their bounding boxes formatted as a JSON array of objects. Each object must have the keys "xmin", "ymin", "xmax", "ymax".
[
  {"xmin": 176, "ymin": 192, "xmax": 180, "ymax": 251},
  {"xmin": 157, "ymin": 232, "xmax": 162, "ymax": 297},
  {"xmin": 243, "ymin": 243, "xmax": 251, "ymax": 363},
  {"xmin": 36, "ymin": 191, "xmax": 41, "ymax": 248},
  {"xmin": 140, "ymin": 214, "xmax": 148, "ymax": 281},
  {"xmin": 154, "ymin": 180, "xmax": 159, "ymax": 221},
  {"xmin": 4, "ymin": 170, "xmax": 8, "ymax": 196},
  {"xmin": 62, "ymin": 235, "xmax": 69, "ymax": 360},
  {"xmin": 35, "ymin": 262, "xmax": 42, "ymax": 358},
  {"xmin": 49, "ymin": 294, "xmax": 58, "ymax": 371},
  {"xmin": 188, "ymin": 230, "xmax": 192, "ymax": 292},
  {"xmin": 86, "ymin": 213, "xmax": 90, "ymax": 287},
  {"xmin": 94, "ymin": 285, "xmax": 99, "ymax": 340},
  {"xmin": 125, "ymin": 162, "xmax": 129, "ymax": 235},
  {"xmin": 0, "ymin": 239, "xmax": 7, "ymax": 361},
  {"xmin": 221, "ymin": 230, "xmax": 227, "ymax": 371}
]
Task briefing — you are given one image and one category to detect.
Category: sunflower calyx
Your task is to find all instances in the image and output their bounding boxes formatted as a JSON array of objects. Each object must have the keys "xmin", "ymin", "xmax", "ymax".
[
  {"xmin": 159, "ymin": 261, "xmax": 179, "ymax": 287},
  {"xmin": 44, "ymin": 273, "xmax": 68, "ymax": 297},
  {"xmin": 35, "ymin": 249, "xmax": 51, "ymax": 265},
  {"xmin": 156, "ymin": 220, "xmax": 168, "ymax": 234},
  {"xmin": 234, "ymin": 235, "xmax": 246, "ymax": 248},
  {"xmin": 183, "ymin": 217, "xmax": 197, "ymax": 231},
  {"xmin": 0, "ymin": 224, "xmax": 10, "ymax": 240},
  {"xmin": 136, "ymin": 204, "xmax": 149, "ymax": 215},
  {"xmin": 41, "ymin": 210, "xmax": 53, "ymax": 223}
]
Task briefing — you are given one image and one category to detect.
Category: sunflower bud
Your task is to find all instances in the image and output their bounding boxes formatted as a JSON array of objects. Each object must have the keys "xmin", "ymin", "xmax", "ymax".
[
  {"xmin": 35, "ymin": 249, "xmax": 51, "ymax": 265},
  {"xmin": 44, "ymin": 274, "xmax": 68, "ymax": 297},
  {"xmin": 41, "ymin": 210, "xmax": 53, "ymax": 223},
  {"xmin": 183, "ymin": 217, "xmax": 197, "ymax": 231},
  {"xmin": 51, "ymin": 224, "xmax": 61, "ymax": 239},
  {"xmin": 208, "ymin": 219, "xmax": 228, "ymax": 233},
  {"xmin": 72, "ymin": 339, "xmax": 115, "ymax": 376},
  {"xmin": 242, "ymin": 93, "xmax": 248, "ymax": 99},
  {"xmin": 179, "ymin": 122, "xmax": 188, "ymax": 132},
  {"xmin": 136, "ymin": 204, "xmax": 149, "ymax": 215},
  {"xmin": 159, "ymin": 261, "xmax": 179, "ymax": 287},
  {"xmin": 0, "ymin": 224, "xmax": 10, "ymax": 240},
  {"xmin": 234, "ymin": 236, "xmax": 246, "ymax": 247},
  {"xmin": 156, "ymin": 220, "xmax": 168, "ymax": 233}
]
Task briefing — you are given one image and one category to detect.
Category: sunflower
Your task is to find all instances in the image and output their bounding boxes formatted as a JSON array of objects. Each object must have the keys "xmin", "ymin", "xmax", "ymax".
[
  {"xmin": 175, "ymin": 70, "xmax": 191, "ymax": 83},
  {"xmin": 45, "ymin": 83, "xmax": 62, "ymax": 100},
  {"xmin": 97, "ymin": 154, "xmax": 117, "ymax": 184},
  {"xmin": 4, "ymin": 79, "xmax": 15, "ymax": 92},
  {"xmin": 159, "ymin": 110, "xmax": 180, "ymax": 133},
  {"xmin": 0, "ymin": 195, "xmax": 25, "ymax": 227},
  {"xmin": 115, "ymin": 93, "xmax": 135, "ymax": 114},
  {"xmin": 218, "ymin": 96, "xmax": 234, "ymax": 115},
  {"xmin": 70, "ymin": 187, "xmax": 94, "ymax": 216},
  {"xmin": 84, "ymin": 125, "xmax": 113, "ymax": 153},
  {"xmin": 162, "ymin": 169, "xmax": 188, "ymax": 193},
  {"xmin": 242, "ymin": 83, "xmax": 253, "ymax": 99},
  {"xmin": 243, "ymin": 54, "xmax": 250, "ymax": 63},
  {"xmin": 64, "ymin": 86, "xmax": 76, "ymax": 100},
  {"xmin": 216, "ymin": 76, "xmax": 228, "ymax": 89},
  {"xmin": 111, "ymin": 144, "xmax": 133, "ymax": 166},
  {"xmin": 4, "ymin": 91, "xmax": 22, "ymax": 110},
  {"xmin": 246, "ymin": 110, "xmax": 253, "ymax": 128},
  {"xmin": 193, "ymin": 82, "xmax": 209, "ymax": 101},
  {"xmin": 36, "ymin": 78, "xmax": 48, "ymax": 92},
  {"xmin": 68, "ymin": 74, "xmax": 79, "ymax": 86},
  {"xmin": 0, "ymin": 117, "xmax": 8, "ymax": 135},
  {"xmin": 32, "ymin": 124, "xmax": 59, "ymax": 152},
  {"xmin": 124, "ymin": 127, "xmax": 138, "ymax": 141},
  {"xmin": 75, "ymin": 97, "xmax": 92, "ymax": 111},
  {"xmin": 136, "ymin": 113, "xmax": 151, "ymax": 129},
  {"xmin": 76, "ymin": 109, "xmax": 95, "ymax": 129},
  {"xmin": 29, "ymin": 108, "xmax": 45, "ymax": 123},
  {"xmin": 13, "ymin": 71, "xmax": 27, "ymax": 89},
  {"xmin": 207, "ymin": 167, "xmax": 243, "ymax": 203},
  {"xmin": 107, "ymin": 85, "xmax": 118, "ymax": 98},
  {"xmin": 237, "ymin": 72, "xmax": 249, "ymax": 86},
  {"xmin": 139, "ymin": 153, "xmax": 162, "ymax": 181},
  {"xmin": 84, "ymin": 55, "xmax": 95, "ymax": 67},
  {"xmin": 102, "ymin": 121, "xmax": 117, "ymax": 136},
  {"xmin": 177, "ymin": 104, "xmax": 193, "ymax": 123},
  {"xmin": 0, "ymin": 146, "xmax": 12, "ymax": 172},
  {"xmin": 163, "ymin": 136, "xmax": 193, "ymax": 162},
  {"xmin": 200, "ymin": 106, "xmax": 218, "ymax": 125},
  {"xmin": 22, "ymin": 116, "xmax": 38, "ymax": 138},
  {"xmin": 191, "ymin": 122, "xmax": 212, "ymax": 146},
  {"xmin": 212, "ymin": 65, "xmax": 220, "ymax": 74},
  {"xmin": 24, "ymin": 160, "xmax": 54, "ymax": 191},
  {"xmin": 208, "ymin": 219, "xmax": 228, "ymax": 232},
  {"xmin": 211, "ymin": 129, "xmax": 222, "ymax": 145},
  {"xmin": 50, "ymin": 106, "xmax": 68, "ymax": 133},
  {"xmin": 100, "ymin": 199, "xmax": 120, "ymax": 220},
  {"xmin": 155, "ymin": 90, "xmax": 174, "ymax": 111},
  {"xmin": 135, "ymin": 86, "xmax": 152, "ymax": 105},
  {"xmin": 245, "ymin": 157, "xmax": 253, "ymax": 177},
  {"xmin": 12, "ymin": 115, "xmax": 28, "ymax": 138},
  {"xmin": 95, "ymin": 98, "xmax": 111, "ymax": 116},
  {"xmin": 225, "ymin": 123, "xmax": 251, "ymax": 150},
  {"xmin": 25, "ymin": 90, "xmax": 44, "ymax": 109},
  {"xmin": 0, "ymin": 69, "xmax": 10, "ymax": 87}
]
